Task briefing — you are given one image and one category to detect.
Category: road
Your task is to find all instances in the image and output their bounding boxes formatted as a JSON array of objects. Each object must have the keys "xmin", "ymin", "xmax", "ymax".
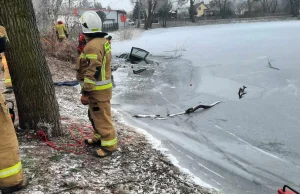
[{"xmin": 112, "ymin": 21, "xmax": 300, "ymax": 194}]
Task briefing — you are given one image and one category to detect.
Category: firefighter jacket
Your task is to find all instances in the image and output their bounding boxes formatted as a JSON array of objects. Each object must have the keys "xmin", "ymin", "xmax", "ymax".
[
  {"xmin": 76, "ymin": 37, "xmax": 112, "ymax": 101},
  {"xmin": 0, "ymin": 26, "xmax": 8, "ymax": 53},
  {"xmin": 0, "ymin": 26, "xmax": 11, "ymax": 87},
  {"xmin": 55, "ymin": 23, "xmax": 67, "ymax": 39}
]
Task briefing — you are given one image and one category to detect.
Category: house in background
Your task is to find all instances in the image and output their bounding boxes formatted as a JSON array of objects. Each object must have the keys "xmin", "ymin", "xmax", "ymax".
[
  {"xmin": 103, "ymin": 9, "xmax": 128, "ymax": 28},
  {"xmin": 176, "ymin": 1, "xmax": 215, "ymax": 19},
  {"xmin": 195, "ymin": 2, "xmax": 209, "ymax": 17},
  {"xmin": 73, "ymin": 8, "xmax": 128, "ymax": 28}
]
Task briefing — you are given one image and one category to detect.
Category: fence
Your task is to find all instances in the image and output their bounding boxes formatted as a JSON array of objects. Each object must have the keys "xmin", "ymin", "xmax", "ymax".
[{"xmin": 103, "ymin": 23, "xmax": 119, "ymax": 32}]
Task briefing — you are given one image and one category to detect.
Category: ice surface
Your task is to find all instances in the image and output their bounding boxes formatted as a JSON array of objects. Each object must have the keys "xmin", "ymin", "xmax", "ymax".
[{"xmin": 112, "ymin": 21, "xmax": 300, "ymax": 194}]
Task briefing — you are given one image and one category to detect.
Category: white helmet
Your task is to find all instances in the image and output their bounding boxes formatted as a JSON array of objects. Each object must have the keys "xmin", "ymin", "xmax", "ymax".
[{"xmin": 79, "ymin": 11, "xmax": 102, "ymax": 34}]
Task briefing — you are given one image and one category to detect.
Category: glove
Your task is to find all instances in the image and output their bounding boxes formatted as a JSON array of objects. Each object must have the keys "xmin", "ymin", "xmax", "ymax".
[{"xmin": 80, "ymin": 95, "xmax": 89, "ymax": 105}]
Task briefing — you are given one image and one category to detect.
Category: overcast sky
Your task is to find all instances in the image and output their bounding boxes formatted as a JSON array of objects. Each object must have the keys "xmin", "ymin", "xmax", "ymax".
[
  {"xmin": 62, "ymin": 0, "xmax": 211, "ymax": 13},
  {"xmin": 93, "ymin": 0, "xmax": 133, "ymax": 12}
]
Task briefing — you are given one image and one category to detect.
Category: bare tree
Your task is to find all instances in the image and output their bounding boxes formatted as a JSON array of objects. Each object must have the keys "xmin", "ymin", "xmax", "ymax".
[
  {"xmin": 247, "ymin": 0, "xmax": 255, "ymax": 16},
  {"xmin": 80, "ymin": 0, "xmax": 91, "ymax": 8},
  {"xmin": 179, "ymin": 0, "xmax": 197, "ymax": 22},
  {"xmin": 260, "ymin": 0, "xmax": 278, "ymax": 14},
  {"xmin": 32, "ymin": 0, "xmax": 63, "ymax": 35},
  {"xmin": 188, "ymin": 0, "xmax": 197, "ymax": 22},
  {"xmin": 210, "ymin": 0, "xmax": 233, "ymax": 18},
  {"xmin": 236, "ymin": 0, "xmax": 260, "ymax": 17},
  {"xmin": 0, "ymin": 0, "xmax": 62, "ymax": 136},
  {"xmin": 94, "ymin": 2, "xmax": 103, "ymax": 9},
  {"xmin": 130, "ymin": 0, "xmax": 167, "ymax": 29},
  {"xmin": 131, "ymin": 0, "xmax": 143, "ymax": 28},
  {"xmin": 236, "ymin": 1, "xmax": 247, "ymax": 15},
  {"xmin": 158, "ymin": 0, "xmax": 172, "ymax": 27},
  {"xmin": 289, "ymin": 0, "xmax": 300, "ymax": 16},
  {"xmin": 144, "ymin": 0, "xmax": 159, "ymax": 29}
]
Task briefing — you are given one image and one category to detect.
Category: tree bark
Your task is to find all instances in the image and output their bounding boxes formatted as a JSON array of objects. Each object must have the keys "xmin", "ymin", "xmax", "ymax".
[{"xmin": 0, "ymin": 0, "xmax": 62, "ymax": 136}]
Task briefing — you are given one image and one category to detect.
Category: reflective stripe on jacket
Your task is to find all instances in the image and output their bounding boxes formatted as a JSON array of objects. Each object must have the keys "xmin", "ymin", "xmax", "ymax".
[{"xmin": 76, "ymin": 38, "xmax": 112, "ymax": 93}]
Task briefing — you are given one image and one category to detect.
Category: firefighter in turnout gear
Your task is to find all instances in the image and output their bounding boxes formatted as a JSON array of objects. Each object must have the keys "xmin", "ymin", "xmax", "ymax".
[
  {"xmin": 55, "ymin": 19, "xmax": 68, "ymax": 42},
  {"xmin": 0, "ymin": 26, "xmax": 12, "ymax": 91},
  {"xmin": 76, "ymin": 11, "xmax": 117, "ymax": 157},
  {"xmin": 0, "ymin": 25, "xmax": 28, "ymax": 193}
]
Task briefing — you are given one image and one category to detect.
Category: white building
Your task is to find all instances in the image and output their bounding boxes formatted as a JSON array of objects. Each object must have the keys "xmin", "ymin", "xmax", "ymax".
[{"xmin": 74, "ymin": 8, "xmax": 128, "ymax": 28}]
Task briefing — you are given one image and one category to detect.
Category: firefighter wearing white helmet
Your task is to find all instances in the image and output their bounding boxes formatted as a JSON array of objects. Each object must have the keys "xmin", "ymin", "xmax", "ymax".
[
  {"xmin": 76, "ymin": 11, "xmax": 117, "ymax": 158},
  {"xmin": 55, "ymin": 19, "xmax": 68, "ymax": 42}
]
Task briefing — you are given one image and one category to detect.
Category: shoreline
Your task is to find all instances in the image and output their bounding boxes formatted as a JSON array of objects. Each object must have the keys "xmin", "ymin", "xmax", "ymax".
[{"xmin": 112, "ymin": 108, "xmax": 218, "ymax": 191}]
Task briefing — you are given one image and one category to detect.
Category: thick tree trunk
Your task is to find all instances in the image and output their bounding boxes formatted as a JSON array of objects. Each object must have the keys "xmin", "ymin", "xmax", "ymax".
[{"xmin": 0, "ymin": 0, "xmax": 62, "ymax": 136}]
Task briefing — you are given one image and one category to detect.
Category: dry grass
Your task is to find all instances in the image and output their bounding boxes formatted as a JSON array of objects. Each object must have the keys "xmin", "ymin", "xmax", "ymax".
[{"xmin": 41, "ymin": 32, "xmax": 78, "ymax": 63}]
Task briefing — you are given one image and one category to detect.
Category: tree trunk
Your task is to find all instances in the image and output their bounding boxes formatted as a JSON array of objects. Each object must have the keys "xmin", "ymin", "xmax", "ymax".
[
  {"xmin": 260, "ymin": 0, "xmax": 267, "ymax": 14},
  {"xmin": 189, "ymin": 0, "xmax": 196, "ymax": 23},
  {"xmin": 270, "ymin": 0, "xmax": 278, "ymax": 13},
  {"xmin": 247, "ymin": 0, "xmax": 252, "ymax": 17},
  {"xmin": 137, "ymin": 0, "xmax": 141, "ymax": 28},
  {"xmin": 149, "ymin": 12, "xmax": 154, "ymax": 28},
  {"xmin": 144, "ymin": 0, "xmax": 152, "ymax": 30},
  {"xmin": 0, "ymin": 0, "xmax": 62, "ymax": 137}
]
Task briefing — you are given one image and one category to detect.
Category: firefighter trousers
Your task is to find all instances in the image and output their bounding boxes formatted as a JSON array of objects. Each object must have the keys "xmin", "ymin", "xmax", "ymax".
[{"xmin": 88, "ymin": 98, "xmax": 117, "ymax": 151}]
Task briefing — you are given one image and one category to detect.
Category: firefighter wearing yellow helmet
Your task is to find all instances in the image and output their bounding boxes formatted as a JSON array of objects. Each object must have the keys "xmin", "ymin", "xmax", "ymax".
[
  {"xmin": 0, "ymin": 25, "xmax": 28, "ymax": 193},
  {"xmin": 76, "ymin": 11, "xmax": 117, "ymax": 157}
]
